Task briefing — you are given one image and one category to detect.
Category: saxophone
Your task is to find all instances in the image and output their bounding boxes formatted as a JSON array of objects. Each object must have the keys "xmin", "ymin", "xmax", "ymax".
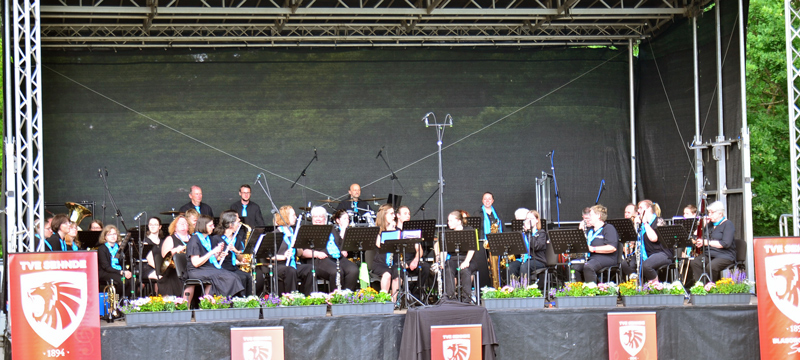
[
  {"xmin": 238, "ymin": 223, "xmax": 254, "ymax": 272},
  {"xmin": 487, "ymin": 219, "xmax": 501, "ymax": 289}
]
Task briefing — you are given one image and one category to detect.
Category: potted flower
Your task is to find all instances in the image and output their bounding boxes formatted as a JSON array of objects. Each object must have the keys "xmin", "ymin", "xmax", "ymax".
[
  {"xmin": 551, "ymin": 282, "xmax": 618, "ymax": 308},
  {"xmin": 328, "ymin": 288, "xmax": 394, "ymax": 316},
  {"xmin": 194, "ymin": 295, "xmax": 263, "ymax": 322},
  {"xmin": 619, "ymin": 279, "xmax": 685, "ymax": 307},
  {"xmin": 262, "ymin": 291, "xmax": 328, "ymax": 318},
  {"xmin": 121, "ymin": 295, "xmax": 191, "ymax": 325},
  {"xmin": 689, "ymin": 271, "xmax": 752, "ymax": 305},
  {"xmin": 481, "ymin": 277, "xmax": 544, "ymax": 310}
]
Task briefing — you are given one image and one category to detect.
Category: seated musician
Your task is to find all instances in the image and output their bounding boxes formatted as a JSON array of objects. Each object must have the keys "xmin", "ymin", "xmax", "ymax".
[
  {"xmin": 336, "ymin": 183, "xmax": 373, "ymax": 222},
  {"xmin": 396, "ymin": 205, "xmax": 430, "ymax": 297},
  {"xmin": 179, "ymin": 185, "xmax": 214, "ymax": 217},
  {"xmin": 506, "ymin": 208, "xmax": 529, "ymax": 279},
  {"xmin": 185, "ymin": 209, "xmax": 200, "ymax": 234},
  {"xmin": 160, "ymin": 215, "xmax": 191, "ymax": 297},
  {"xmin": 626, "ymin": 200, "xmax": 670, "ymax": 281},
  {"xmin": 34, "ymin": 216, "xmax": 53, "ymax": 251},
  {"xmin": 97, "ymin": 225, "xmax": 132, "ymax": 294},
  {"xmin": 509, "ymin": 210, "xmax": 549, "ymax": 289},
  {"xmin": 212, "ymin": 211, "xmax": 254, "ymax": 296},
  {"xmin": 683, "ymin": 204, "xmax": 697, "ymax": 219},
  {"xmin": 65, "ymin": 222, "xmax": 80, "ymax": 251},
  {"xmin": 45, "ymin": 214, "xmax": 71, "ymax": 252},
  {"xmin": 373, "ymin": 204, "xmax": 400, "ymax": 301},
  {"xmin": 273, "ymin": 206, "xmax": 314, "ymax": 295},
  {"xmin": 186, "ymin": 215, "xmax": 244, "ymax": 296},
  {"xmin": 89, "ymin": 220, "xmax": 104, "ymax": 231},
  {"xmin": 143, "ymin": 217, "xmax": 163, "ymax": 292},
  {"xmin": 302, "ymin": 207, "xmax": 359, "ymax": 291},
  {"xmin": 572, "ymin": 204, "xmax": 619, "ymax": 283},
  {"xmin": 690, "ymin": 201, "xmax": 735, "ymax": 282},
  {"xmin": 443, "ymin": 210, "xmax": 480, "ymax": 303}
]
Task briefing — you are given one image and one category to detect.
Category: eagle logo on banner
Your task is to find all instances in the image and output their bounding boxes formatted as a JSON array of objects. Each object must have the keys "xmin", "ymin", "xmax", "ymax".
[
  {"xmin": 619, "ymin": 325, "xmax": 645, "ymax": 357},
  {"xmin": 765, "ymin": 254, "xmax": 800, "ymax": 323},
  {"xmin": 243, "ymin": 340, "xmax": 272, "ymax": 360},
  {"xmin": 442, "ymin": 339, "xmax": 471, "ymax": 360},
  {"xmin": 20, "ymin": 271, "xmax": 87, "ymax": 348}
]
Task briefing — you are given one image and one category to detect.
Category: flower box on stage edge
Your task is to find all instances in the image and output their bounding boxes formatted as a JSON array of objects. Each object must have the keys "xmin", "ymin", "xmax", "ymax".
[
  {"xmin": 194, "ymin": 308, "xmax": 261, "ymax": 322},
  {"xmin": 690, "ymin": 293, "xmax": 751, "ymax": 306},
  {"xmin": 125, "ymin": 311, "xmax": 192, "ymax": 325},
  {"xmin": 621, "ymin": 294, "xmax": 685, "ymax": 307},
  {"xmin": 262, "ymin": 305, "xmax": 328, "ymax": 318},
  {"xmin": 554, "ymin": 296, "xmax": 617, "ymax": 308},
  {"xmin": 483, "ymin": 297, "xmax": 545, "ymax": 310},
  {"xmin": 330, "ymin": 302, "xmax": 394, "ymax": 316}
]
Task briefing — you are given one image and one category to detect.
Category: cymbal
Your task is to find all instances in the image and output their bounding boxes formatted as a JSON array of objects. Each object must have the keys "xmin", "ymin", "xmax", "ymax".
[
  {"xmin": 359, "ymin": 197, "xmax": 386, "ymax": 202},
  {"xmin": 317, "ymin": 199, "xmax": 340, "ymax": 203},
  {"xmin": 298, "ymin": 206, "xmax": 312, "ymax": 211},
  {"xmin": 160, "ymin": 210, "xmax": 182, "ymax": 215}
]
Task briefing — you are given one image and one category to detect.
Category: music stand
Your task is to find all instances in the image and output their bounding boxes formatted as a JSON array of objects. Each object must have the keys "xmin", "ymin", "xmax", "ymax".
[
  {"xmin": 341, "ymin": 226, "xmax": 380, "ymax": 264},
  {"xmin": 605, "ymin": 219, "xmax": 637, "ymax": 243},
  {"xmin": 465, "ymin": 217, "xmax": 482, "ymax": 233},
  {"xmin": 486, "ymin": 232, "xmax": 528, "ymax": 286},
  {"xmin": 243, "ymin": 227, "xmax": 268, "ymax": 296},
  {"xmin": 441, "ymin": 229, "xmax": 479, "ymax": 302},
  {"xmin": 77, "ymin": 231, "xmax": 101, "ymax": 250},
  {"xmin": 293, "ymin": 225, "xmax": 334, "ymax": 293},
  {"xmin": 548, "ymin": 229, "xmax": 589, "ymax": 282},
  {"xmin": 381, "ymin": 234, "xmax": 424, "ymax": 308},
  {"xmin": 511, "ymin": 220, "xmax": 524, "ymax": 232},
  {"xmin": 655, "ymin": 225, "xmax": 693, "ymax": 285},
  {"xmin": 672, "ymin": 218, "xmax": 698, "ymax": 238},
  {"xmin": 387, "ymin": 193, "xmax": 402, "ymax": 207}
]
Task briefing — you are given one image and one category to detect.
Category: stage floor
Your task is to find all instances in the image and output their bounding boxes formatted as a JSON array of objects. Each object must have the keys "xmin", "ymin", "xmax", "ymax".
[{"xmin": 100, "ymin": 299, "xmax": 760, "ymax": 360}]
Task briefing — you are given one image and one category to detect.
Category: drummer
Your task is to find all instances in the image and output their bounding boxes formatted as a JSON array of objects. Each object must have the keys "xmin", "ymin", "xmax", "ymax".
[{"xmin": 336, "ymin": 184, "xmax": 374, "ymax": 223}]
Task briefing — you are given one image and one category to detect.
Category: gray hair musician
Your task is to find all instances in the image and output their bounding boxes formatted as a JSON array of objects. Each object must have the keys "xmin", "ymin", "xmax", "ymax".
[
  {"xmin": 301, "ymin": 206, "xmax": 359, "ymax": 291},
  {"xmin": 690, "ymin": 201, "xmax": 735, "ymax": 283}
]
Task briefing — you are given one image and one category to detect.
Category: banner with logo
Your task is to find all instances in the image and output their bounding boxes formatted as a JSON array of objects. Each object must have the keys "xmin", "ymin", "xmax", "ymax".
[
  {"xmin": 430, "ymin": 324, "xmax": 481, "ymax": 360},
  {"xmin": 9, "ymin": 251, "xmax": 100, "ymax": 359},
  {"xmin": 755, "ymin": 236, "xmax": 800, "ymax": 358},
  {"xmin": 231, "ymin": 326, "xmax": 284, "ymax": 360},
  {"xmin": 607, "ymin": 312, "xmax": 657, "ymax": 360}
]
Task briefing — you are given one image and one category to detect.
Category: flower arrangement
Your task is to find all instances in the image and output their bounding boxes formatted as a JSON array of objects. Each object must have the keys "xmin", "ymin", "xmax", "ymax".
[
  {"xmin": 120, "ymin": 295, "xmax": 189, "ymax": 314},
  {"xmin": 482, "ymin": 277, "xmax": 543, "ymax": 299},
  {"xmin": 619, "ymin": 279, "xmax": 685, "ymax": 296},
  {"xmin": 231, "ymin": 296, "xmax": 265, "ymax": 309},
  {"xmin": 690, "ymin": 271, "xmax": 751, "ymax": 295},
  {"xmin": 263, "ymin": 294, "xmax": 282, "ymax": 308},
  {"xmin": 280, "ymin": 291, "xmax": 328, "ymax": 306},
  {"xmin": 328, "ymin": 288, "xmax": 392, "ymax": 304},
  {"xmin": 199, "ymin": 294, "xmax": 229, "ymax": 309},
  {"xmin": 550, "ymin": 282, "xmax": 618, "ymax": 297}
]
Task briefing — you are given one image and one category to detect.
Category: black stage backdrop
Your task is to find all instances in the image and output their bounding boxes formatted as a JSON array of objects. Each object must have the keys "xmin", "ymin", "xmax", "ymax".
[{"xmin": 41, "ymin": 48, "xmax": 634, "ymax": 225}]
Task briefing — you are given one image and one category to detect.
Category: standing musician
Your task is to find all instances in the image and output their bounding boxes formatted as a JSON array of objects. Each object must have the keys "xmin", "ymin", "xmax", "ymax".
[
  {"xmin": 478, "ymin": 192, "xmax": 502, "ymax": 239},
  {"xmin": 97, "ymin": 225, "xmax": 132, "ymax": 295},
  {"xmin": 274, "ymin": 206, "xmax": 314, "ymax": 295},
  {"xmin": 160, "ymin": 215, "xmax": 191, "ymax": 297},
  {"xmin": 627, "ymin": 200, "xmax": 670, "ymax": 282},
  {"xmin": 373, "ymin": 204, "xmax": 400, "ymax": 302},
  {"xmin": 213, "ymin": 211, "xmax": 254, "ymax": 296},
  {"xmin": 572, "ymin": 204, "xmax": 619, "ymax": 283},
  {"xmin": 303, "ymin": 207, "xmax": 359, "ymax": 291},
  {"xmin": 396, "ymin": 205, "xmax": 430, "ymax": 297},
  {"xmin": 690, "ymin": 201, "xmax": 735, "ymax": 283},
  {"xmin": 230, "ymin": 184, "xmax": 265, "ymax": 228},
  {"xmin": 179, "ymin": 185, "xmax": 214, "ymax": 217},
  {"xmin": 186, "ymin": 215, "xmax": 244, "ymax": 296},
  {"xmin": 443, "ymin": 210, "xmax": 479, "ymax": 302},
  {"xmin": 45, "ymin": 214, "xmax": 71, "ymax": 252},
  {"xmin": 509, "ymin": 210, "xmax": 549, "ymax": 289},
  {"xmin": 336, "ymin": 184, "xmax": 373, "ymax": 221}
]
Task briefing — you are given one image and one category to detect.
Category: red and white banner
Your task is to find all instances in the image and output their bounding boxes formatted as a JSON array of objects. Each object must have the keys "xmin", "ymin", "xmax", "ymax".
[
  {"xmin": 231, "ymin": 326, "xmax": 285, "ymax": 360},
  {"xmin": 9, "ymin": 251, "xmax": 100, "ymax": 359},
  {"xmin": 755, "ymin": 236, "xmax": 800, "ymax": 358},
  {"xmin": 607, "ymin": 312, "xmax": 657, "ymax": 360},
  {"xmin": 430, "ymin": 324, "xmax": 482, "ymax": 360}
]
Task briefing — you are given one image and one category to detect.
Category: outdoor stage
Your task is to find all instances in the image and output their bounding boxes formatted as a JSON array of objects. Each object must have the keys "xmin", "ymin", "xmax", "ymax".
[{"xmin": 100, "ymin": 302, "xmax": 759, "ymax": 359}]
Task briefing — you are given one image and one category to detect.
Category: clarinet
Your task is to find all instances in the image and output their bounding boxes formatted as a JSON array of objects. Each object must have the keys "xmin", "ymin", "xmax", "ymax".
[{"xmin": 335, "ymin": 226, "xmax": 342, "ymax": 291}]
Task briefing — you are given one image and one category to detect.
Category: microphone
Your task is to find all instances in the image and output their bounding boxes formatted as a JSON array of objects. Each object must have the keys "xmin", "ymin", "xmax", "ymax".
[
  {"xmin": 271, "ymin": 208, "xmax": 278, "ymax": 214},
  {"xmin": 376, "ymin": 146, "xmax": 384, "ymax": 159},
  {"xmin": 314, "ymin": 148, "xmax": 318, "ymax": 161},
  {"xmin": 104, "ymin": 167, "xmax": 108, "ymax": 177},
  {"xmin": 546, "ymin": 151, "xmax": 553, "ymax": 158},
  {"xmin": 133, "ymin": 212, "xmax": 145, "ymax": 221},
  {"xmin": 254, "ymin": 173, "xmax": 261, "ymax": 184},
  {"xmin": 422, "ymin": 112, "xmax": 434, "ymax": 121},
  {"xmin": 98, "ymin": 168, "xmax": 102, "ymax": 178}
]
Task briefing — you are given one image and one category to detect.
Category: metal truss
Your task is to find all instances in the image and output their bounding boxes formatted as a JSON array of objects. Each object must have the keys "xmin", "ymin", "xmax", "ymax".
[
  {"xmin": 788, "ymin": 0, "xmax": 800, "ymax": 236},
  {"xmin": 38, "ymin": 0, "xmax": 706, "ymax": 48},
  {"xmin": 4, "ymin": 0, "xmax": 46, "ymax": 252}
]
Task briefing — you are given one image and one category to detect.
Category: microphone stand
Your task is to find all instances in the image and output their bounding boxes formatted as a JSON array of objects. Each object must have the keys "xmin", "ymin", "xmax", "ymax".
[
  {"xmin": 98, "ymin": 167, "xmax": 128, "ymax": 236},
  {"xmin": 256, "ymin": 173, "xmax": 284, "ymax": 298},
  {"xmin": 376, "ymin": 147, "xmax": 407, "ymax": 204},
  {"xmin": 595, "ymin": 179, "xmax": 605, "ymax": 205},
  {"xmin": 547, "ymin": 151, "xmax": 562, "ymax": 227},
  {"xmin": 136, "ymin": 213, "xmax": 145, "ymax": 298},
  {"xmin": 423, "ymin": 112, "xmax": 452, "ymax": 302},
  {"xmin": 291, "ymin": 150, "xmax": 318, "ymax": 208},
  {"xmin": 413, "ymin": 187, "xmax": 439, "ymax": 219}
]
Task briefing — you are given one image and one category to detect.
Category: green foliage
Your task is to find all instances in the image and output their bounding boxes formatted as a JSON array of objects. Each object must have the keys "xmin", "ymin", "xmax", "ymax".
[{"xmin": 748, "ymin": 0, "xmax": 790, "ymax": 235}]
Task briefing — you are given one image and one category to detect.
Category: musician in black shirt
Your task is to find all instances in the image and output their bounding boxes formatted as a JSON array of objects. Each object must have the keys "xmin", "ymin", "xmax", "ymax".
[
  {"xmin": 179, "ymin": 185, "xmax": 214, "ymax": 217},
  {"xmin": 230, "ymin": 184, "xmax": 265, "ymax": 227}
]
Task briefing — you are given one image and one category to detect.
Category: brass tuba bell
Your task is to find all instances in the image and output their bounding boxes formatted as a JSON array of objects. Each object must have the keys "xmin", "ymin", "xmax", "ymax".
[{"xmin": 65, "ymin": 202, "xmax": 92, "ymax": 228}]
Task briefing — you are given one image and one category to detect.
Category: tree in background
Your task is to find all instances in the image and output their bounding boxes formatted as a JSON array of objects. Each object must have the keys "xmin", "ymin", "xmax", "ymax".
[{"xmin": 748, "ymin": 0, "xmax": 790, "ymax": 235}]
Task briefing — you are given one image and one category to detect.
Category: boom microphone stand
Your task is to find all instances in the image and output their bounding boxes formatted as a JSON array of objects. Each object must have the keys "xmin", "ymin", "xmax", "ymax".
[
  {"xmin": 413, "ymin": 188, "xmax": 439, "ymax": 219},
  {"xmin": 256, "ymin": 173, "xmax": 283, "ymax": 297},
  {"xmin": 423, "ymin": 112, "xmax": 453, "ymax": 302},
  {"xmin": 376, "ymin": 146, "xmax": 407, "ymax": 204},
  {"xmin": 290, "ymin": 149, "xmax": 318, "ymax": 207},
  {"xmin": 547, "ymin": 151, "xmax": 562, "ymax": 227}
]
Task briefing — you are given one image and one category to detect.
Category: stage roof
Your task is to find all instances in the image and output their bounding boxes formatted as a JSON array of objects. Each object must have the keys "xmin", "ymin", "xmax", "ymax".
[{"xmin": 40, "ymin": 0, "xmax": 712, "ymax": 48}]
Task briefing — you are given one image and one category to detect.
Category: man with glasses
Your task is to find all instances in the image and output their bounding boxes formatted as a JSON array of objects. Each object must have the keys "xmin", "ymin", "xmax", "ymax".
[{"xmin": 230, "ymin": 184, "xmax": 265, "ymax": 227}]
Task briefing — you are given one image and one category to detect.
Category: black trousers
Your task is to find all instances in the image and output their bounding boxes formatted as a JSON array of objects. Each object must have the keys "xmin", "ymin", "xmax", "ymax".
[
  {"xmin": 445, "ymin": 257, "xmax": 480, "ymax": 301},
  {"xmin": 573, "ymin": 256, "xmax": 617, "ymax": 283},
  {"xmin": 405, "ymin": 260, "xmax": 431, "ymax": 299},
  {"xmin": 508, "ymin": 259, "xmax": 546, "ymax": 288},
  {"xmin": 691, "ymin": 255, "xmax": 734, "ymax": 283},
  {"xmin": 313, "ymin": 257, "xmax": 359, "ymax": 291}
]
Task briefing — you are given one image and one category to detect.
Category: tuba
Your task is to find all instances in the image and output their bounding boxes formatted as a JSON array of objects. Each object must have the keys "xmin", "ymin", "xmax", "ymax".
[
  {"xmin": 66, "ymin": 202, "xmax": 92, "ymax": 229},
  {"xmin": 238, "ymin": 224, "xmax": 254, "ymax": 272}
]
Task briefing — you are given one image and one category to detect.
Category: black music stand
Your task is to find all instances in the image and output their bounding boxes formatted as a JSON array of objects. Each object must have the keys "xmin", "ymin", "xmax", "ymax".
[
  {"xmin": 294, "ymin": 225, "xmax": 334, "ymax": 293},
  {"xmin": 511, "ymin": 220, "xmax": 524, "ymax": 232},
  {"xmin": 672, "ymin": 218, "xmax": 698, "ymax": 239},
  {"xmin": 77, "ymin": 231, "xmax": 101, "ymax": 250},
  {"xmin": 243, "ymin": 227, "xmax": 268, "ymax": 296},
  {"xmin": 341, "ymin": 226, "xmax": 380, "ymax": 264},
  {"xmin": 605, "ymin": 219, "xmax": 637, "ymax": 243},
  {"xmin": 441, "ymin": 229, "xmax": 479, "ymax": 303},
  {"xmin": 655, "ymin": 225, "xmax": 693, "ymax": 284},
  {"xmin": 465, "ymin": 217, "xmax": 482, "ymax": 233},
  {"xmin": 486, "ymin": 232, "xmax": 528, "ymax": 287},
  {"xmin": 548, "ymin": 229, "xmax": 589, "ymax": 283},
  {"xmin": 381, "ymin": 235, "xmax": 425, "ymax": 308}
]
